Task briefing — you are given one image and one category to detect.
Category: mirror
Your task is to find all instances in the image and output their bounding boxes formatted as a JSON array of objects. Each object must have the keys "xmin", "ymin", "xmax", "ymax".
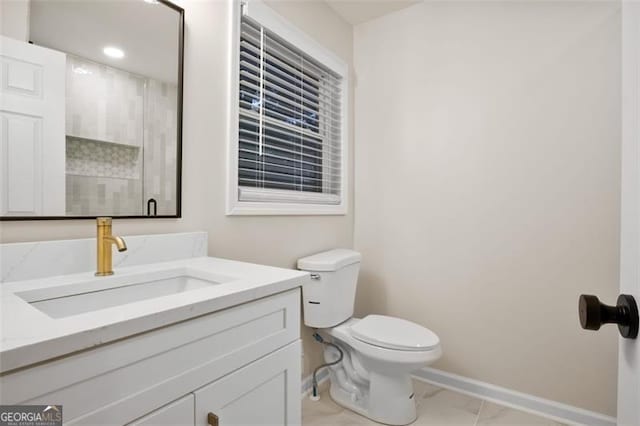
[{"xmin": 0, "ymin": 0, "xmax": 183, "ymax": 219}]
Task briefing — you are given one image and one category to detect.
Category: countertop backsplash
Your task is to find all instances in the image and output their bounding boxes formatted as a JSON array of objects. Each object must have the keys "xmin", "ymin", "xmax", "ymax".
[{"xmin": 0, "ymin": 231, "xmax": 207, "ymax": 283}]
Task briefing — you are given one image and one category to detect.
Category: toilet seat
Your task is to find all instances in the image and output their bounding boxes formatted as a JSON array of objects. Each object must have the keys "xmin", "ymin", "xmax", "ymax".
[
  {"xmin": 327, "ymin": 317, "xmax": 442, "ymax": 369},
  {"xmin": 349, "ymin": 315, "xmax": 439, "ymax": 351}
]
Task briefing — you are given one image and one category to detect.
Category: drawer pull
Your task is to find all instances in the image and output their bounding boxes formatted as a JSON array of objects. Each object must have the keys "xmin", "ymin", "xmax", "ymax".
[{"xmin": 207, "ymin": 412, "xmax": 219, "ymax": 426}]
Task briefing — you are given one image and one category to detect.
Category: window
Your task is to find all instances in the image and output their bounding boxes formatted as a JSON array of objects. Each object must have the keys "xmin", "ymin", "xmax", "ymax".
[{"xmin": 227, "ymin": 1, "xmax": 348, "ymax": 215}]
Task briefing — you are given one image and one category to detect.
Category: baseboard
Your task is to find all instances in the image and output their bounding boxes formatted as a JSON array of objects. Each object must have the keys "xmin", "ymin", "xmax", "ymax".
[
  {"xmin": 301, "ymin": 368, "xmax": 330, "ymax": 399},
  {"xmin": 412, "ymin": 367, "xmax": 616, "ymax": 426}
]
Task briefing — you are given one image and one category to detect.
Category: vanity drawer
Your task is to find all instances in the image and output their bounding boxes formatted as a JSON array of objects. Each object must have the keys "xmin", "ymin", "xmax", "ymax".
[
  {"xmin": 0, "ymin": 288, "xmax": 300, "ymax": 425},
  {"xmin": 128, "ymin": 394, "xmax": 194, "ymax": 426}
]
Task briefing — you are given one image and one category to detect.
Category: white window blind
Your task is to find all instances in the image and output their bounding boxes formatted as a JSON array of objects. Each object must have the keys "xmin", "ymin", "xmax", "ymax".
[{"xmin": 238, "ymin": 15, "xmax": 343, "ymax": 205}]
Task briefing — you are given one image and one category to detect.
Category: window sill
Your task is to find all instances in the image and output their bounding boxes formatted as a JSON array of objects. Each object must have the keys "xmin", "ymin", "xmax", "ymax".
[{"xmin": 226, "ymin": 201, "xmax": 347, "ymax": 216}]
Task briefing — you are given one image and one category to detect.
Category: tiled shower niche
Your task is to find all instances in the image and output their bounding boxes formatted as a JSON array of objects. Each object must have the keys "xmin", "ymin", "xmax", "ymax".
[{"xmin": 66, "ymin": 137, "xmax": 141, "ymax": 179}]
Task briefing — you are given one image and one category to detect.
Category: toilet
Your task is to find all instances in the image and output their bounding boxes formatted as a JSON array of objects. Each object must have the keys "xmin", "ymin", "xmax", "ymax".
[{"xmin": 298, "ymin": 249, "xmax": 442, "ymax": 426}]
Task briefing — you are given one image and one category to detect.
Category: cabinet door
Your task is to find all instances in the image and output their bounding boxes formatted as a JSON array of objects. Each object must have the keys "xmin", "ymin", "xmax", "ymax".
[
  {"xmin": 128, "ymin": 394, "xmax": 194, "ymax": 426},
  {"xmin": 194, "ymin": 341, "xmax": 301, "ymax": 426}
]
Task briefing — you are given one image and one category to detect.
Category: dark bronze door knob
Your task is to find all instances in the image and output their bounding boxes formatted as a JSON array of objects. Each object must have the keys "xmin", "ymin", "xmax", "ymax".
[{"xmin": 579, "ymin": 294, "xmax": 638, "ymax": 339}]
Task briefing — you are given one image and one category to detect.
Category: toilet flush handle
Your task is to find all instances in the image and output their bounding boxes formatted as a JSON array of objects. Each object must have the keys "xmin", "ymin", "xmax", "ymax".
[{"xmin": 310, "ymin": 273, "xmax": 321, "ymax": 280}]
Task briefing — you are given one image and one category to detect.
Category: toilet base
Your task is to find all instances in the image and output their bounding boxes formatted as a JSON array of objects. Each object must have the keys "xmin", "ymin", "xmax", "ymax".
[{"xmin": 328, "ymin": 371, "xmax": 417, "ymax": 426}]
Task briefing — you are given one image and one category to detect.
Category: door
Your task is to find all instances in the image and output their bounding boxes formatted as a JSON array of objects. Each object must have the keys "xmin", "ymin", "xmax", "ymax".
[
  {"xmin": 619, "ymin": 2, "xmax": 640, "ymax": 424},
  {"xmin": 0, "ymin": 35, "xmax": 65, "ymax": 216},
  {"xmin": 194, "ymin": 341, "xmax": 301, "ymax": 426},
  {"xmin": 579, "ymin": 4, "xmax": 640, "ymax": 424}
]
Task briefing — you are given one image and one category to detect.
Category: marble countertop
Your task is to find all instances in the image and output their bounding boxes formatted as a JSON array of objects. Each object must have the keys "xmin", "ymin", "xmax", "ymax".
[{"xmin": 0, "ymin": 256, "xmax": 309, "ymax": 373}]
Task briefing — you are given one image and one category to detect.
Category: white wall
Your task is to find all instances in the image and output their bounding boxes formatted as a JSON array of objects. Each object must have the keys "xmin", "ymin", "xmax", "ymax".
[
  {"xmin": 353, "ymin": 1, "xmax": 621, "ymax": 416},
  {"xmin": 0, "ymin": 0, "xmax": 354, "ymax": 378},
  {"xmin": 0, "ymin": 0, "xmax": 29, "ymax": 42}
]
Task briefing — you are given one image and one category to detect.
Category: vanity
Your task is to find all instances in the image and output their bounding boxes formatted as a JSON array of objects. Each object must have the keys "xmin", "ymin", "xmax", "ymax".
[{"xmin": 0, "ymin": 233, "xmax": 308, "ymax": 425}]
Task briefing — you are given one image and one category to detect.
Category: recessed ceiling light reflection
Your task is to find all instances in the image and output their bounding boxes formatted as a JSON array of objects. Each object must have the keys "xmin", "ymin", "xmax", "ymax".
[{"xmin": 103, "ymin": 46, "xmax": 125, "ymax": 59}]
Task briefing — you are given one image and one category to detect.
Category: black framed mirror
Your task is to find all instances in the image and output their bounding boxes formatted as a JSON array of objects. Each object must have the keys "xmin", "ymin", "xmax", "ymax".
[{"xmin": 0, "ymin": 0, "xmax": 184, "ymax": 220}]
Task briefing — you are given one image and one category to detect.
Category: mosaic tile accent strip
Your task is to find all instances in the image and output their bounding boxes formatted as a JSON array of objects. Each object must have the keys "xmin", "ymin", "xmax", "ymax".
[{"xmin": 66, "ymin": 137, "xmax": 141, "ymax": 179}]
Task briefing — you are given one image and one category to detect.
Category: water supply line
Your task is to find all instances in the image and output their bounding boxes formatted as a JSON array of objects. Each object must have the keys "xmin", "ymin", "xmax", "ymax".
[{"xmin": 310, "ymin": 332, "xmax": 343, "ymax": 401}]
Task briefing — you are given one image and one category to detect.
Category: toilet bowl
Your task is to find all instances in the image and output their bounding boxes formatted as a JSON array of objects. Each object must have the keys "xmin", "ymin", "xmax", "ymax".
[
  {"xmin": 298, "ymin": 249, "xmax": 442, "ymax": 425},
  {"xmin": 323, "ymin": 316, "xmax": 442, "ymax": 425}
]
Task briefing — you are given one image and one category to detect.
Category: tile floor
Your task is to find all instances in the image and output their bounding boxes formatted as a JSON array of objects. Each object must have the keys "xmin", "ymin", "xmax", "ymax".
[{"xmin": 303, "ymin": 380, "xmax": 566, "ymax": 426}]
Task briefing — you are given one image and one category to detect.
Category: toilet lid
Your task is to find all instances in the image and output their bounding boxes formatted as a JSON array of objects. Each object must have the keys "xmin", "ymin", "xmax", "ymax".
[{"xmin": 349, "ymin": 315, "xmax": 440, "ymax": 351}]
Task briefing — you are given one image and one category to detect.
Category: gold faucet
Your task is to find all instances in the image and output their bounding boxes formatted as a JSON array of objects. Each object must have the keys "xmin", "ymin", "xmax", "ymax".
[{"xmin": 95, "ymin": 217, "xmax": 127, "ymax": 276}]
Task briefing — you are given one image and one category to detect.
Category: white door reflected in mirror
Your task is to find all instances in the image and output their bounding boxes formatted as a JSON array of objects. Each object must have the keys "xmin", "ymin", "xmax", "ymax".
[{"xmin": 0, "ymin": 36, "xmax": 66, "ymax": 216}]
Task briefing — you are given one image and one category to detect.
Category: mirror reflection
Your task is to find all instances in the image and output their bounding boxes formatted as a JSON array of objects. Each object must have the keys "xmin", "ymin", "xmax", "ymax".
[{"xmin": 0, "ymin": 0, "xmax": 183, "ymax": 218}]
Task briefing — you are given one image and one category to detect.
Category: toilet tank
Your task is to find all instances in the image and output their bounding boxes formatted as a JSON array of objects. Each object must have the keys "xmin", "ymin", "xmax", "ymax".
[{"xmin": 298, "ymin": 249, "xmax": 362, "ymax": 328}]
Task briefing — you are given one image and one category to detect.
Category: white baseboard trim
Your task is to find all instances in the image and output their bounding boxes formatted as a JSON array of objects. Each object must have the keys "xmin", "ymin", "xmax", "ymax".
[
  {"xmin": 412, "ymin": 368, "xmax": 616, "ymax": 426},
  {"xmin": 301, "ymin": 368, "xmax": 330, "ymax": 399}
]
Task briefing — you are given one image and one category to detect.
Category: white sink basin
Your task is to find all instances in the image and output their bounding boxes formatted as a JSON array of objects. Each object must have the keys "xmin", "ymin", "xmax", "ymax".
[{"xmin": 16, "ymin": 268, "xmax": 232, "ymax": 319}]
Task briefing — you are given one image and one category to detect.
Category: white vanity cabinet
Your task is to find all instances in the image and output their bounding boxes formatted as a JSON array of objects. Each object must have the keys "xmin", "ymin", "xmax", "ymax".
[
  {"xmin": 129, "ymin": 343, "xmax": 301, "ymax": 426},
  {"xmin": 0, "ymin": 288, "xmax": 302, "ymax": 426},
  {"xmin": 193, "ymin": 342, "xmax": 300, "ymax": 425}
]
